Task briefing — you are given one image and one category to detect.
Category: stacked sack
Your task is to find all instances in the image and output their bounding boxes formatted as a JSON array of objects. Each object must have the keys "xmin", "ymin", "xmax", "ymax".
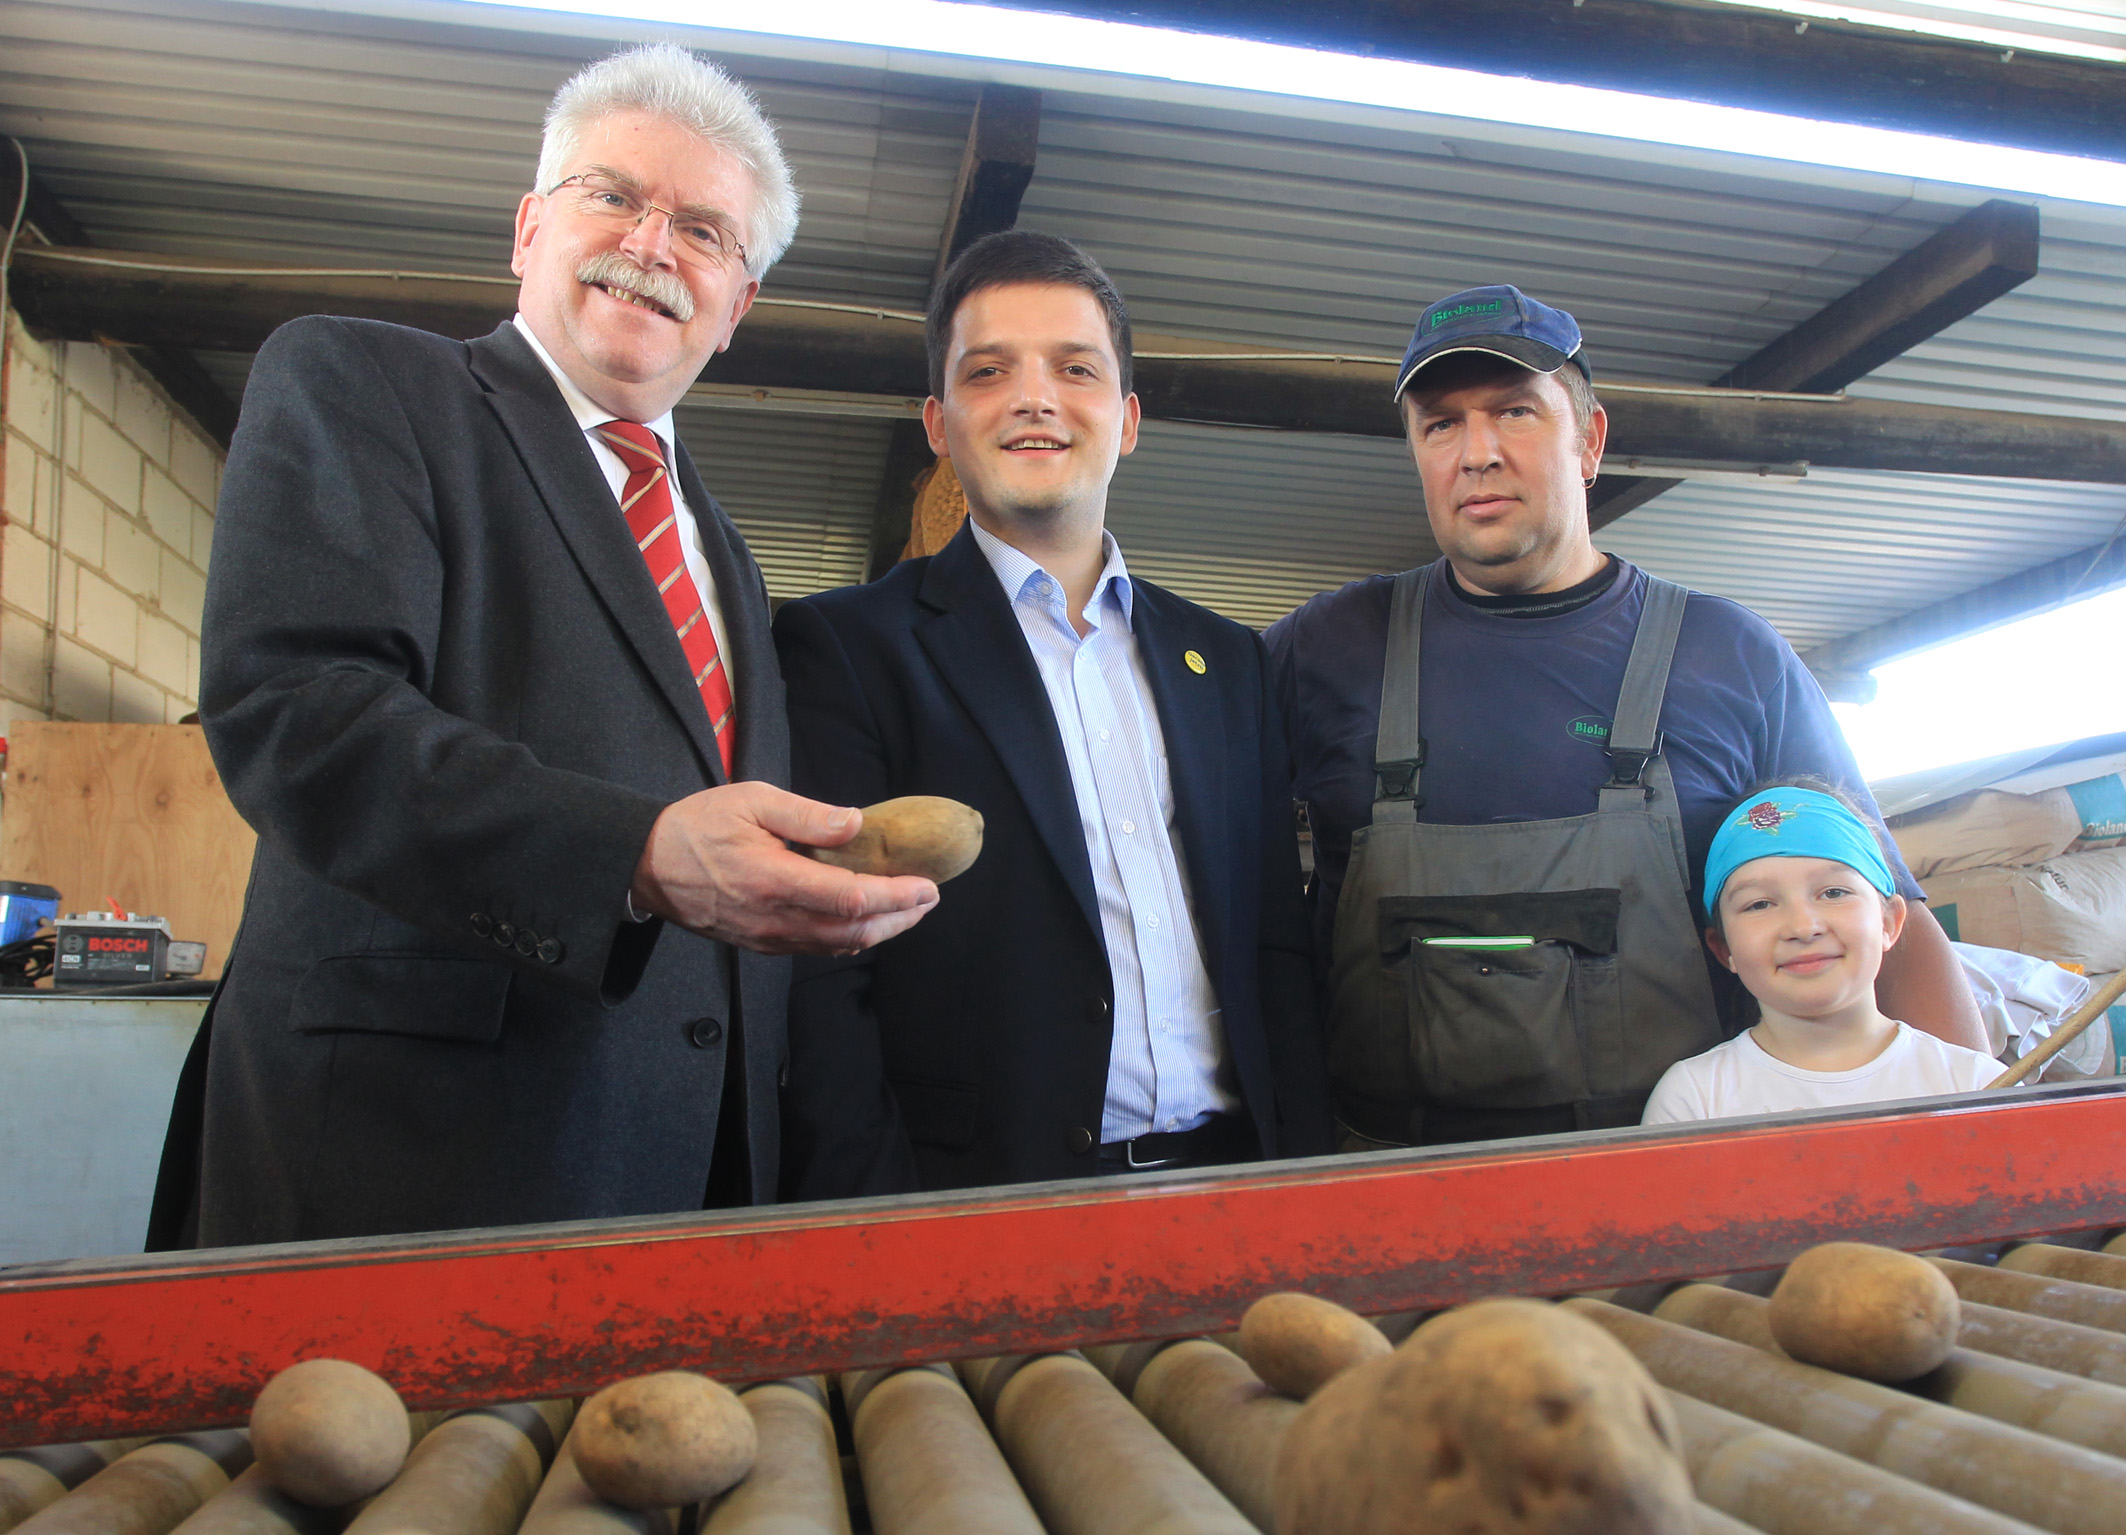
[{"xmin": 1889, "ymin": 769, "xmax": 2126, "ymax": 1077}]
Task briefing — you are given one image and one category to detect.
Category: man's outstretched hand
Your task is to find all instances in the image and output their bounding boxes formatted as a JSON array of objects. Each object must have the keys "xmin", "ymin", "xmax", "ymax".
[{"xmin": 630, "ymin": 784, "xmax": 939, "ymax": 955}]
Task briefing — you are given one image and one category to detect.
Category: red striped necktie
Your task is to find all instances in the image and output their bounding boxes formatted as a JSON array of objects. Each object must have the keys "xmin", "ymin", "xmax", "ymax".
[{"xmin": 594, "ymin": 420, "xmax": 735, "ymax": 777}]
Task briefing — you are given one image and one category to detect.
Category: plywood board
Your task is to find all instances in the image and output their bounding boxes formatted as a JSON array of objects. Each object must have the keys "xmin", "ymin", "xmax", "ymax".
[{"xmin": 1, "ymin": 723, "xmax": 256, "ymax": 979}]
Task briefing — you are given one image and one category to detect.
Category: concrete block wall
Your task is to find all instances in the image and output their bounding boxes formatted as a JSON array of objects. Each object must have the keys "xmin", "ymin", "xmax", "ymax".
[{"xmin": 1, "ymin": 309, "xmax": 221, "ymax": 733}]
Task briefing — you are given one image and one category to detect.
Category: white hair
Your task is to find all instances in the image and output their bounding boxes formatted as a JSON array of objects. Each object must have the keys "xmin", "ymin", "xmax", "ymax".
[{"xmin": 537, "ymin": 43, "xmax": 800, "ymax": 278}]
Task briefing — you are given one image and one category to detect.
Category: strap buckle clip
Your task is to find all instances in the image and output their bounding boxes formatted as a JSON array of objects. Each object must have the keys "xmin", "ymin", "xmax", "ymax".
[
  {"xmin": 1602, "ymin": 730, "xmax": 1665, "ymax": 791},
  {"xmin": 1374, "ymin": 742, "xmax": 1427, "ymax": 803}
]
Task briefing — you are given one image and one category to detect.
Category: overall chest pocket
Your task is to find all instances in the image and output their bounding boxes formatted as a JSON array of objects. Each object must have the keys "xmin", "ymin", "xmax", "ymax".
[{"xmin": 1380, "ymin": 889, "xmax": 1622, "ymax": 1108}]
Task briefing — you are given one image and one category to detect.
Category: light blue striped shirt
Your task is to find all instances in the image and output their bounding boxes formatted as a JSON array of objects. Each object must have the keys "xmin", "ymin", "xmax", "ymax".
[{"xmin": 968, "ymin": 519, "xmax": 1240, "ymax": 1143}]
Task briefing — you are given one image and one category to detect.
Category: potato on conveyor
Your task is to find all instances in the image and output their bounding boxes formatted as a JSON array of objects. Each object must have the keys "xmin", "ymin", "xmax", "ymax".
[
  {"xmin": 1237, "ymin": 1292, "xmax": 1392, "ymax": 1401},
  {"xmin": 1272, "ymin": 1298, "xmax": 1692, "ymax": 1535},
  {"xmin": 571, "ymin": 1373, "xmax": 757, "ymax": 1511},
  {"xmin": 249, "ymin": 1358, "xmax": 410, "ymax": 1507},
  {"xmin": 1768, "ymin": 1242, "xmax": 1959, "ymax": 1382},
  {"xmin": 803, "ymin": 797, "xmax": 984, "ymax": 882}
]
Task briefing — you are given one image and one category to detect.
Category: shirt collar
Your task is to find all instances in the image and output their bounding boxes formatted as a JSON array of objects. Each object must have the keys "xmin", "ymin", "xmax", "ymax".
[
  {"xmin": 967, "ymin": 517, "xmax": 1136, "ymax": 631},
  {"xmin": 511, "ymin": 313, "xmax": 679, "ymax": 452}
]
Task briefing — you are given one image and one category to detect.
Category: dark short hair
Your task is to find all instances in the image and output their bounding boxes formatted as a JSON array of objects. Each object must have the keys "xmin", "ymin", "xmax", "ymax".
[{"xmin": 926, "ymin": 230, "xmax": 1133, "ymax": 399}]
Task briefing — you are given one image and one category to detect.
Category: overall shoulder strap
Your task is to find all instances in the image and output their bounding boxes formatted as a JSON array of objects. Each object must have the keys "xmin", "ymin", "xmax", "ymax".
[
  {"xmin": 1372, "ymin": 564, "xmax": 1431, "ymax": 825},
  {"xmin": 1599, "ymin": 572, "xmax": 1690, "ymax": 814}
]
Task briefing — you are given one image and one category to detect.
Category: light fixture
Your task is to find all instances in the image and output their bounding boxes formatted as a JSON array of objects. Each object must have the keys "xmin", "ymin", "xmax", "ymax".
[{"xmin": 437, "ymin": 0, "xmax": 2126, "ymax": 206}]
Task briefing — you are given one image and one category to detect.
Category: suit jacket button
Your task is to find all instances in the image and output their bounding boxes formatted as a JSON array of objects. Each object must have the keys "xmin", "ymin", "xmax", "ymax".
[
  {"xmin": 492, "ymin": 921, "xmax": 516, "ymax": 947},
  {"xmin": 537, "ymin": 938, "xmax": 564, "ymax": 965},
  {"xmin": 1094, "ymin": 998, "xmax": 1111, "ymax": 1018},
  {"xmin": 688, "ymin": 1017, "xmax": 725, "ymax": 1049},
  {"xmin": 470, "ymin": 912, "xmax": 492, "ymax": 937},
  {"xmin": 1067, "ymin": 1126, "xmax": 1095, "ymax": 1155},
  {"xmin": 514, "ymin": 929, "xmax": 537, "ymax": 956}
]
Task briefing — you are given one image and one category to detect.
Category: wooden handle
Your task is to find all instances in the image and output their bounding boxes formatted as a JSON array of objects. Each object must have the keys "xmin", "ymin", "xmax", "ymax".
[{"xmin": 1989, "ymin": 966, "xmax": 2126, "ymax": 1088}]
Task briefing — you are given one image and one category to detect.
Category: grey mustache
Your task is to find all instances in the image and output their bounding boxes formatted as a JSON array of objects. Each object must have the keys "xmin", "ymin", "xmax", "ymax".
[{"xmin": 576, "ymin": 252, "xmax": 696, "ymax": 323}]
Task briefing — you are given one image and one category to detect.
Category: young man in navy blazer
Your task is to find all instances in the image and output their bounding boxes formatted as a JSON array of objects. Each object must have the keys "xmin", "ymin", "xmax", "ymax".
[{"xmin": 774, "ymin": 231, "xmax": 1332, "ymax": 1195}]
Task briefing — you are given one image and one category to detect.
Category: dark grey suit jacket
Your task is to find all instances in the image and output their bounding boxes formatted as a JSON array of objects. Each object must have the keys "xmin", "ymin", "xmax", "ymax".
[{"xmin": 171, "ymin": 316, "xmax": 789, "ymax": 1247}]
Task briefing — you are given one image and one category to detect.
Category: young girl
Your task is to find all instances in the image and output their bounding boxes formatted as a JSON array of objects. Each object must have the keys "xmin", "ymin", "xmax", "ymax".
[{"xmin": 1643, "ymin": 784, "xmax": 1999, "ymax": 1124}]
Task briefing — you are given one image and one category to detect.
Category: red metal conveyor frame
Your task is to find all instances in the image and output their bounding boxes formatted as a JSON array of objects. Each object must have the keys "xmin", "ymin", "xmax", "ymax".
[{"xmin": 4, "ymin": 1082, "xmax": 2123, "ymax": 1448}]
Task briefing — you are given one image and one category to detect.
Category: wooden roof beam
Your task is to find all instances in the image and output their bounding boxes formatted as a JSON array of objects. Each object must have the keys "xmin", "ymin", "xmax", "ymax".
[
  {"xmin": 0, "ymin": 145, "xmax": 239, "ymax": 449},
  {"xmin": 867, "ymin": 84, "xmax": 1043, "ymax": 580},
  {"xmin": 1589, "ymin": 198, "xmax": 2041, "ymax": 530},
  {"xmin": 13, "ymin": 246, "xmax": 2126, "ymax": 484}
]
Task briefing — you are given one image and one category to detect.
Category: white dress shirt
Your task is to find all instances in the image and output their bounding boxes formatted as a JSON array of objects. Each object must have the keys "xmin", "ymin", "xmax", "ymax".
[
  {"xmin": 968, "ymin": 519, "xmax": 1240, "ymax": 1143},
  {"xmin": 511, "ymin": 315, "xmax": 735, "ymax": 697}
]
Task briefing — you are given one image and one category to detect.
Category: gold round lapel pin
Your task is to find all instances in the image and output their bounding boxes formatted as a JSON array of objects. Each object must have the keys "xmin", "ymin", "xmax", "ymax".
[{"xmin": 1184, "ymin": 649, "xmax": 1207, "ymax": 675}]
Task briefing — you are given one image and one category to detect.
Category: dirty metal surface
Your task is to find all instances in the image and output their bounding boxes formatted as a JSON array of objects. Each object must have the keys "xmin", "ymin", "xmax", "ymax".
[{"xmin": 3, "ymin": 1084, "xmax": 2121, "ymax": 1446}]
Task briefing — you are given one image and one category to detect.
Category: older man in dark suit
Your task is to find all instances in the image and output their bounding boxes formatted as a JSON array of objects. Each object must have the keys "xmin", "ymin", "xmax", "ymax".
[
  {"xmin": 775, "ymin": 232, "xmax": 1332, "ymax": 1196},
  {"xmin": 161, "ymin": 44, "xmax": 936, "ymax": 1248}
]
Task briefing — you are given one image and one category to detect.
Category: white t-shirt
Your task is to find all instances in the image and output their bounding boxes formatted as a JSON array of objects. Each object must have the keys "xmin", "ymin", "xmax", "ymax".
[{"xmin": 1642, "ymin": 1022, "xmax": 2000, "ymax": 1125}]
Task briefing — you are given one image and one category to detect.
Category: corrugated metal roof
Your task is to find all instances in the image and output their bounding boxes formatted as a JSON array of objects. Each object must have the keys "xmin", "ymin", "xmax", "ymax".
[
  {"xmin": 675, "ymin": 407, "xmax": 887, "ymax": 599},
  {"xmin": 1106, "ymin": 423, "xmax": 1434, "ymax": 629},
  {"xmin": 6, "ymin": 0, "xmax": 2126, "ymax": 659},
  {"xmin": 0, "ymin": 0, "xmax": 968, "ymax": 302},
  {"xmin": 1598, "ymin": 468, "xmax": 2126, "ymax": 649}
]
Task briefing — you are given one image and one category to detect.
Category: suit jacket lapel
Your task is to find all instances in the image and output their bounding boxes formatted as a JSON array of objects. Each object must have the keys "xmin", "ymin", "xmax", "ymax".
[
  {"xmin": 915, "ymin": 527, "xmax": 1104, "ymax": 944},
  {"xmin": 1133, "ymin": 585, "xmax": 1233, "ymax": 984},
  {"xmin": 670, "ymin": 440, "xmax": 787, "ymax": 789},
  {"xmin": 467, "ymin": 323, "xmax": 724, "ymax": 783}
]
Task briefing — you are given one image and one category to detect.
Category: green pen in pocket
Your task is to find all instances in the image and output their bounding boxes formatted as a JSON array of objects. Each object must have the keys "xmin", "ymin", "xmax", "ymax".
[{"xmin": 1421, "ymin": 935, "xmax": 1538, "ymax": 951}]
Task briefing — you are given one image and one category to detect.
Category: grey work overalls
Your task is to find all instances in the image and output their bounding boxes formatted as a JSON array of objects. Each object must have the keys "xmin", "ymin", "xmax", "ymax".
[{"xmin": 1328, "ymin": 562, "xmax": 1721, "ymax": 1145}]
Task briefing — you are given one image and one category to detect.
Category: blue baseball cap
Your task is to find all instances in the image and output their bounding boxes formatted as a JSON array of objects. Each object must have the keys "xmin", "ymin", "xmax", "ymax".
[{"xmin": 1394, "ymin": 285, "xmax": 1591, "ymax": 401}]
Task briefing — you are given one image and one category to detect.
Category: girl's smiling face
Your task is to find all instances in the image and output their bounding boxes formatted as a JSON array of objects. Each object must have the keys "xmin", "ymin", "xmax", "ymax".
[{"xmin": 1709, "ymin": 855, "xmax": 1907, "ymax": 1023}]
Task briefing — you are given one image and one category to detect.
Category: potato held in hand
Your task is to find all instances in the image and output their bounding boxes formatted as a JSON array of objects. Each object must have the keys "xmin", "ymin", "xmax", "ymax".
[
  {"xmin": 251, "ymin": 1357, "xmax": 411, "ymax": 1507},
  {"xmin": 573, "ymin": 1372, "xmax": 757, "ymax": 1511},
  {"xmin": 1273, "ymin": 1298, "xmax": 1692, "ymax": 1535},
  {"xmin": 1768, "ymin": 1241, "xmax": 1960, "ymax": 1382},
  {"xmin": 804, "ymin": 796, "xmax": 983, "ymax": 882},
  {"xmin": 1239, "ymin": 1291, "xmax": 1393, "ymax": 1400}
]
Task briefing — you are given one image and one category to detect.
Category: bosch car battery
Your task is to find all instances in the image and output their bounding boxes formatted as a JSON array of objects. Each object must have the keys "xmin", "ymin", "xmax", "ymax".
[{"xmin": 53, "ymin": 913, "xmax": 206, "ymax": 989}]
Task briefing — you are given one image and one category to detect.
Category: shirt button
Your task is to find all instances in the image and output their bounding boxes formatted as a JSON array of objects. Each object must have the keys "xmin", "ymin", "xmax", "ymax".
[
  {"xmin": 1167, "ymin": 1118, "xmax": 1181, "ymax": 1130},
  {"xmin": 1121, "ymin": 819, "xmax": 1136, "ymax": 835},
  {"xmin": 1037, "ymin": 581, "xmax": 1054, "ymax": 598},
  {"xmin": 1099, "ymin": 729, "xmax": 1111, "ymax": 742},
  {"xmin": 1159, "ymin": 1018, "xmax": 1172, "ymax": 1034},
  {"xmin": 1147, "ymin": 914, "xmax": 1161, "ymax": 929}
]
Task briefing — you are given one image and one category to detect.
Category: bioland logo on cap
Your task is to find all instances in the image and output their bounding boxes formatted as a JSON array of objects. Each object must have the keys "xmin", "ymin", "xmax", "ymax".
[{"xmin": 1428, "ymin": 298, "xmax": 1504, "ymax": 331}]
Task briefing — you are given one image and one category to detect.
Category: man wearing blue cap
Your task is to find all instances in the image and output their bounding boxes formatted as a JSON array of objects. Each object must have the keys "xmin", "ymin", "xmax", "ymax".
[{"xmin": 1262, "ymin": 285, "xmax": 1984, "ymax": 1149}]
